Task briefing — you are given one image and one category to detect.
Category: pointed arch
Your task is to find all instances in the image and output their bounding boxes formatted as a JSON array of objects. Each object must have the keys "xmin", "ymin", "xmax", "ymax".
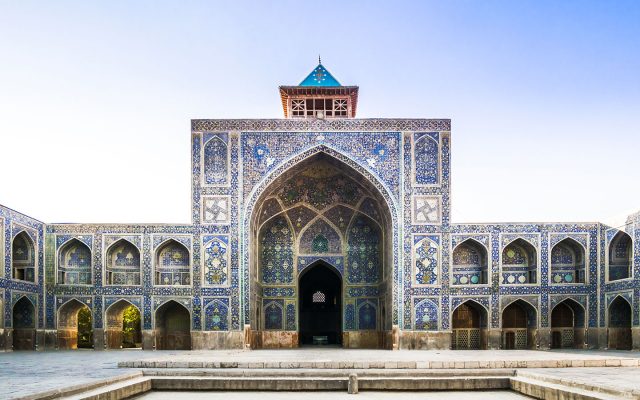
[
  {"xmin": 550, "ymin": 298, "xmax": 586, "ymax": 349},
  {"xmin": 203, "ymin": 135, "xmax": 229, "ymax": 185},
  {"xmin": 105, "ymin": 239, "xmax": 141, "ymax": 286},
  {"xmin": 298, "ymin": 217, "xmax": 342, "ymax": 254},
  {"xmin": 155, "ymin": 300, "xmax": 191, "ymax": 350},
  {"xmin": 551, "ymin": 238, "xmax": 586, "ymax": 284},
  {"xmin": 299, "ymin": 261, "xmax": 342, "ymax": 344},
  {"xmin": 263, "ymin": 300, "xmax": 284, "ymax": 330},
  {"xmin": 413, "ymin": 133, "xmax": 440, "ymax": 185},
  {"xmin": 246, "ymin": 148, "xmax": 395, "ymax": 348},
  {"xmin": 58, "ymin": 238, "xmax": 92, "ymax": 285},
  {"xmin": 501, "ymin": 299, "xmax": 537, "ymax": 350},
  {"xmin": 105, "ymin": 299, "xmax": 141, "ymax": 349},
  {"xmin": 57, "ymin": 298, "xmax": 93, "ymax": 349},
  {"xmin": 204, "ymin": 299, "xmax": 230, "ymax": 331},
  {"xmin": 608, "ymin": 231, "xmax": 632, "ymax": 281},
  {"xmin": 12, "ymin": 296, "xmax": 36, "ymax": 350},
  {"xmin": 607, "ymin": 295, "xmax": 632, "ymax": 350},
  {"xmin": 12, "ymin": 231, "xmax": 36, "ymax": 282},
  {"xmin": 502, "ymin": 238, "xmax": 537, "ymax": 284},
  {"xmin": 154, "ymin": 239, "xmax": 190, "ymax": 286},
  {"xmin": 414, "ymin": 298, "xmax": 438, "ymax": 331},
  {"xmin": 452, "ymin": 238, "xmax": 488, "ymax": 285},
  {"xmin": 451, "ymin": 300, "xmax": 488, "ymax": 350}
]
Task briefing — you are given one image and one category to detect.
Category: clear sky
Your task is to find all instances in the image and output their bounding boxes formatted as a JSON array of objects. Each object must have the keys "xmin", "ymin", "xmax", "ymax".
[{"xmin": 0, "ymin": 1, "xmax": 638, "ymax": 226}]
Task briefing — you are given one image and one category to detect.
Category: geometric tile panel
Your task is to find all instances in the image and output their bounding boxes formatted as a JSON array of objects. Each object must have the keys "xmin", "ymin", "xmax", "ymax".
[
  {"xmin": 412, "ymin": 196, "xmax": 441, "ymax": 225},
  {"xmin": 202, "ymin": 196, "xmax": 230, "ymax": 224}
]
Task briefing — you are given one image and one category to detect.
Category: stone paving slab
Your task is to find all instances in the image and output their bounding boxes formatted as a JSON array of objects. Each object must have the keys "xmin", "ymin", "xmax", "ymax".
[
  {"xmin": 519, "ymin": 368, "xmax": 640, "ymax": 396},
  {"xmin": 0, "ymin": 350, "xmax": 155, "ymax": 400}
]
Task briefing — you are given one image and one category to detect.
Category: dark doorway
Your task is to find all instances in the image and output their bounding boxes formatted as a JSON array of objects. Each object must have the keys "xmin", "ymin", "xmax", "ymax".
[
  {"xmin": 12, "ymin": 297, "xmax": 35, "ymax": 350},
  {"xmin": 608, "ymin": 297, "xmax": 632, "ymax": 350},
  {"xmin": 502, "ymin": 300, "xmax": 536, "ymax": 349},
  {"xmin": 155, "ymin": 300, "xmax": 191, "ymax": 350},
  {"xmin": 550, "ymin": 300, "xmax": 585, "ymax": 349},
  {"xmin": 299, "ymin": 262, "xmax": 342, "ymax": 345}
]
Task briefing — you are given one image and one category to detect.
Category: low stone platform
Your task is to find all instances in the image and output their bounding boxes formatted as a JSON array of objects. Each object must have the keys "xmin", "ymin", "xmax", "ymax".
[
  {"xmin": 118, "ymin": 349, "xmax": 640, "ymax": 369},
  {"xmin": 34, "ymin": 368, "xmax": 640, "ymax": 400},
  {"xmin": 4, "ymin": 350, "xmax": 639, "ymax": 399}
]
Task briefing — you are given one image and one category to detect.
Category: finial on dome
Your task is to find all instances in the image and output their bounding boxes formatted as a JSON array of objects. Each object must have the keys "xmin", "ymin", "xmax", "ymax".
[{"xmin": 318, "ymin": 54, "xmax": 321, "ymax": 64}]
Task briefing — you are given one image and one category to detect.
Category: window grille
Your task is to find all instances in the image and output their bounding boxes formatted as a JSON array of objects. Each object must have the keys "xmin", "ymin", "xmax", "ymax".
[{"xmin": 312, "ymin": 291, "xmax": 326, "ymax": 303}]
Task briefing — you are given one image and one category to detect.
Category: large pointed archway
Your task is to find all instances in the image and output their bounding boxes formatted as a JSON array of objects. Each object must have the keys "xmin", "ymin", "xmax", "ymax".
[{"xmin": 248, "ymin": 151, "xmax": 394, "ymax": 349}]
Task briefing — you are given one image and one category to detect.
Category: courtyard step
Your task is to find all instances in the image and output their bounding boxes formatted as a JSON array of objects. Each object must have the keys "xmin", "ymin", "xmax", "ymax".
[{"xmin": 141, "ymin": 367, "xmax": 516, "ymax": 377}]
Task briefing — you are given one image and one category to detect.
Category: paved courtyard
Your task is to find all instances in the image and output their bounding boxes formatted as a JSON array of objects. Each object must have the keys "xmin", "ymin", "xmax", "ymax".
[{"xmin": 0, "ymin": 349, "xmax": 639, "ymax": 399}]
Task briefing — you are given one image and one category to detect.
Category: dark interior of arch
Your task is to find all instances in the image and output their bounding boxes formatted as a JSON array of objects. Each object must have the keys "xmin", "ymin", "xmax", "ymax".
[
  {"xmin": 12, "ymin": 232, "xmax": 35, "ymax": 282},
  {"xmin": 13, "ymin": 297, "xmax": 36, "ymax": 350},
  {"xmin": 608, "ymin": 232, "xmax": 632, "ymax": 281},
  {"xmin": 156, "ymin": 301, "xmax": 191, "ymax": 350},
  {"xmin": 608, "ymin": 297, "xmax": 632, "ymax": 350},
  {"xmin": 299, "ymin": 262, "xmax": 342, "ymax": 345}
]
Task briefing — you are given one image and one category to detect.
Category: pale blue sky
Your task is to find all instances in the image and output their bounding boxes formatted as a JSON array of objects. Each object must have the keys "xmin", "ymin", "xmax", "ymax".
[{"xmin": 0, "ymin": 1, "xmax": 638, "ymax": 225}]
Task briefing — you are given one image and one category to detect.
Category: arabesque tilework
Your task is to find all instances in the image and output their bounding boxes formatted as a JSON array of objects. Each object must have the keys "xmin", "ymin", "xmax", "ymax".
[{"xmin": 0, "ymin": 65, "xmax": 638, "ymax": 350}]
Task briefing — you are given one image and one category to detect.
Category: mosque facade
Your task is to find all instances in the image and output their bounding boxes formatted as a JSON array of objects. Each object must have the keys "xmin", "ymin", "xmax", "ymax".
[{"xmin": 0, "ymin": 63, "xmax": 638, "ymax": 351}]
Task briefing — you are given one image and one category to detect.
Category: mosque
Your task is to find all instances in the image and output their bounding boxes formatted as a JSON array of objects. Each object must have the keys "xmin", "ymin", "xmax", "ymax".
[{"xmin": 0, "ymin": 62, "xmax": 637, "ymax": 351}]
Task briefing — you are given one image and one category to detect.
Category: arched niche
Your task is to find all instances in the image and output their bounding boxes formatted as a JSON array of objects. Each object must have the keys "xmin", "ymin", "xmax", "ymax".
[
  {"xmin": 12, "ymin": 232, "xmax": 36, "ymax": 282},
  {"xmin": 105, "ymin": 239, "xmax": 141, "ymax": 286},
  {"xmin": 58, "ymin": 239, "xmax": 92, "ymax": 285},
  {"xmin": 413, "ymin": 134, "xmax": 439, "ymax": 185},
  {"xmin": 105, "ymin": 300, "xmax": 142, "ymax": 349},
  {"xmin": 155, "ymin": 239, "xmax": 190, "ymax": 286},
  {"xmin": 249, "ymin": 152, "xmax": 393, "ymax": 349},
  {"xmin": 298, "ymin": 218, "xmax": 342, "ymax": 255},
  {"xmin": 451, "ymin": 300, "xmax": 487, "ymax": 350},
  {"xmin": 608, "ymin": 232, "xmax": 632, "ymax": 281},
  {"xmin": 203, "ymin": 135, "xmax": 228, "ymax": 185},
  {"xmin": 501, "ymin": 299, "xmax": 537, "ymax": 349},
  {"xmin": 57, "ymin": 299, "xmax": 92, "ymax": 349},
  {"xmin": 502, "ymin": 239, "xmax": 537, "ymax": 284},
  {"xmin": 550, "ymin": 238, "xmax": 585, "ymax": 284},
  {"xmin": 452, "ymin": 239, "xmax": 488, "ymax": 285},
  {"xmin": 550, "ymin": 299, "xmax": 585, "ymax": 349},
  {"xmin": 12, "ymin": 297, "xmax": 36, "ymax": 350},
  {"xmin": 155, "ymin": 300, "xmax": 191, "ymax": 350},
  {"xmin": 608, "ymin": 296, "xmax": 632, "ymax": 350}
]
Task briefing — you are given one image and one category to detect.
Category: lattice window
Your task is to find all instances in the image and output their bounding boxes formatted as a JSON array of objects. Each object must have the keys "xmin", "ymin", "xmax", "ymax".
[
  {"xmin": 469, "ymin": 328, "xmax": 481, "ymax": 349},
  {"xmin": 515, "ymin": 329, "xmax": 528, "ymax": 349},
  {"xmin": 562, "ymin": 328, "xmax": 574, "ymax": 348},
  {"xmin": 312, "ymin": 291, "xmax": 325, "ymax": 303},
  {"xmin": 333, "ymin": 99, "xmax": 347, "ymax": 116},
  {"xmin": 291, "ymin": 99, "xmax": 306, "ymax": 117},
  {"xmin": 290, "ymin": 98, "xmax": 349, "ymax": 118},
  {"xmin": 453, "ymin": 328, "xmax": 481, "ymax": 350}
]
